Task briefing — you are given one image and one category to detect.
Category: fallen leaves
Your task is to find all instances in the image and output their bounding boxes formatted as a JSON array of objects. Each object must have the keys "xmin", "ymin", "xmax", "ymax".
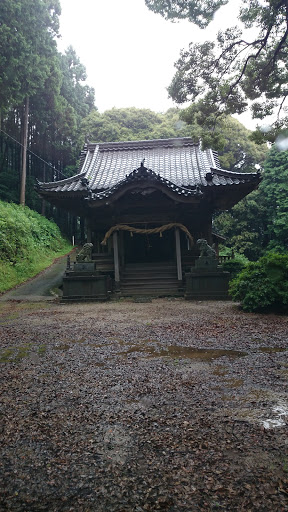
[{"xmin": 0, "ymin": 299, "xmax": 287, "ymax": 510}]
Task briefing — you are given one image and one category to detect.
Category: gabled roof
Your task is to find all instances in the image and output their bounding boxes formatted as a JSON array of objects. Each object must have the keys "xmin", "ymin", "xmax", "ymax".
[
  {"xmin": 86, "ymin": 164, "xmax": 203, "ymax": 206},
  {"xmin": 36, "ymin": 138, "xmax": 261, "ymax": 206}
]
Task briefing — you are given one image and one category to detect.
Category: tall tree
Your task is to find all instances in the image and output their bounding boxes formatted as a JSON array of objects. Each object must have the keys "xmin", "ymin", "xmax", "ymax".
[
  {"xmin": 145, "ymin": 0, "xmax": 288, "ymax": 147},
  {"xmin": 28, "ymin": 47, "xmax": 96, "ymax": 179},
  {"xmin": 180, "ymin": 107, "xmax": 267, "ymax": 170},
  {"xmin": 214, "ymin": 140, "xmax": 288, "ymax": 258},
  {"xmin": 0, "ymin": 0, "xmax": 61, "ymax": 204},
  {"xmin": 213, "ymin": 191, "xmax": 268, "ymax": 260},
  {"xmin": 0, "ymin": 0, "xmax": 61, "ymax": 112},
  {"xmin": 260, "ymin": 142, "xmax": 288, "ymax": 250}
]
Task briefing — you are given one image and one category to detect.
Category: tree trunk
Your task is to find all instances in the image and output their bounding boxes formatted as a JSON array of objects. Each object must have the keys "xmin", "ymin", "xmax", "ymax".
[{"xmin": 20, "ymin": 96, "xmax": 29, "ymax": 206}]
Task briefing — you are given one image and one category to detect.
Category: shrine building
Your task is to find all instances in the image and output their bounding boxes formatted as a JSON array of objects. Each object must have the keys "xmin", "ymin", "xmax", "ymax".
[{"xmin": 36, "ymin": 137, "xmax": 261, "ymax": 297}]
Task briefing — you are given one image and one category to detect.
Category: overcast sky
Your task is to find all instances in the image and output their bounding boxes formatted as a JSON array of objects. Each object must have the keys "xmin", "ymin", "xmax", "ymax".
[{"xmin": 58, "ymin": 0, "xmax": 254, "ymax": 127}]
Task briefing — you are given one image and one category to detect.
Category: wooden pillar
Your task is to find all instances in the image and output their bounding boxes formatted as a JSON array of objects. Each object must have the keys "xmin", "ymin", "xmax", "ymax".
[
  {"xmin": 87, "ymin": 226, "xmax": 92, "ymax": 243},
  {"xmin": 175, "ymin": 227, "xmax": 182, "ymax": 281},
  {"xmin": 80, "ymin": 217, "xmax": 85, "ymax": 243},
  {"xmin": 113, "ymin": 231, "xmax": 120, "ymax": 284},
  {"xmin": 85, "ymin": 219, "xmax": 92, "ymax": 243},
  {"xmin": 119, "ymin": 230, "xmax": 125, "ymax": 266}
]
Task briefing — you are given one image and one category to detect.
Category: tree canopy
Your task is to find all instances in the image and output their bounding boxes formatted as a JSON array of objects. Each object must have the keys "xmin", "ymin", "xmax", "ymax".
[
  {"xmin": 214, "ymin": 141, "xmax": 288, "ymax": 259},
  {"xmin": 260, "ymin": 143, "xmax": 288, "ymax": 249},
  {"xmin": 145, "ymin": 0, "xmax": 227, "ymax": 27},
  {"xmin": 145, "ymin": 0, "xmax": 288, "ymax": 146},
  {"xmin": 0, "ymin": 0, "xmax": 96, "ymax": 230},
  {"xmin": 80, "ymin": 106, "xmax": 266, "ymax": 173},
  {"xmin": 0, "ymin": 0, "xmax": 61, "ymax": 112},
  {"xmin": 80, "ymin": 107, "xmax": 192, "ymax": 144}
]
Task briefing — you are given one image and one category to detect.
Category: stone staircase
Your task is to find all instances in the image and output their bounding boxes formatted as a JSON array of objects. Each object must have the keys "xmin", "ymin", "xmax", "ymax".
[
  {"xmin": 120, "ymin": 261, "xmax": 183, "ymax": 297},
  {"xmin": 92, "ymin": 253, "xmax": 114, "ymax": 273}
]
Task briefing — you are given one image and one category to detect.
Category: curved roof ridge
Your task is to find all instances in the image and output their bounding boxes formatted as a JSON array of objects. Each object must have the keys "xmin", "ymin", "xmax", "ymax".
[
  {"xmin": 36, "ymin": 171, "xmax": 86, "ymax": 188},
  {"xmin": 87, "ymin": 137, "xmax": 199, "ymax": 151},
  {"xmin": 211, "ymin": 167, "xmax": 260, "ymax": 177}
]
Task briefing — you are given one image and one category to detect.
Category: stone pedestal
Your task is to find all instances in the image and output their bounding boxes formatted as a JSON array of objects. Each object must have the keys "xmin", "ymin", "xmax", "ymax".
[
  {"xmin": 73, "ymin": 262, "xmax": 96, "ymax": 272},
  {"xmin": 185, "ymin": 256, "xmax": 230, "ymax": 300},
  {"xmin": 62, "ymin": 261, "xmax": 110, "ymax": 302}
]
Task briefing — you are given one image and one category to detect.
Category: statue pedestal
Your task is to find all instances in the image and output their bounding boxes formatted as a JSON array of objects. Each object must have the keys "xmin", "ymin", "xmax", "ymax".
[
  {"xmin": 62, "ymin": 261, "xmax": 110, "ymax": 302},
  {"xmin": 73, "ymin": 262, "xmax": 96, "ymax": 272},
  {"xmin": 185, "ymin": 257, "xmax": 230, "ymax": 300}
]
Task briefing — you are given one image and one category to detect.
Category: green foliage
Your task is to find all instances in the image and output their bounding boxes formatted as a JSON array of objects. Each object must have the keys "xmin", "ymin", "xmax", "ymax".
[
  {"xmin": 0, "ymin": 2, "xmax": 96, "ymax": 212},
  {"xmin": 215, "ymin": 140, "xmax": 288, "ymax": 259},
  {"xmin": 221, "ymin": 257, "xmax": 248, "ymax": 280},
  {"xmin": 145, "ymin": 0, "xmax": 227, "ymax": 28},
  {"xmin": 0, "ymin": 201, "xmax": 72, "ymax": 292},
  {"xmin": 146, "ymin": 0, "xmax": 288, "ymax": 147},
  {"xmin": 0, "ymin": 171, "xmax": 19, "ymax": 203},
  {"xmin": 80, "ymin": 107, "xmax": 266, "ymax": 175},
  {"xmin": 213, "ymin": 191, "xmax": 267, "ymax": 260},
  {"xmin": 180, "ymin": 109, "xmax": 267, "ymax": 170},
  {"xmin": 229, "ymin": 253, "xmax": 288, "ymax": 313},
  {"xmin": 259, "ymin": 143, "xmax": 288, "ymax": 250},
  {"xmin": 80, "ymin": 107, "xmax": 192, "ymax": 143},
  {"xmin": 0, "ymin": 0, "xmax": 61, "ymax": 110}
]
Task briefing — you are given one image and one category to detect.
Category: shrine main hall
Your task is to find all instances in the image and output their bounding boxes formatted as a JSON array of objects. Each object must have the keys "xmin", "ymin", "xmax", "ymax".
[{"xmin": 37, "ymin": 137, "xmax": 260, "ymax": 298}]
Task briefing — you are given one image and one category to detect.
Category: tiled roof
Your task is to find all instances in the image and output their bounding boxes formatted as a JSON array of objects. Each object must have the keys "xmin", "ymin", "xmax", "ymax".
[
  {"xmin": 87, "ymin": 165, "xmax": 203, "ymax": 203},
  {"xmin": 37, "ymin": 138, "xmax": 261, "ymax": 196}
]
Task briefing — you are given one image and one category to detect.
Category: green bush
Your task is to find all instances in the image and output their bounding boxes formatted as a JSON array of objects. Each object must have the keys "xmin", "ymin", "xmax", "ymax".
[
  {"xmin": 222, "ymin": 257, "xmax": 248, "ymax": 280},
  {"xmin": 229, "ymin": 252, "xmax": 288, "ymax": 313},
  {"xmin": 0, "ymin": 201, "xmax": 72, "ymax": 292}
]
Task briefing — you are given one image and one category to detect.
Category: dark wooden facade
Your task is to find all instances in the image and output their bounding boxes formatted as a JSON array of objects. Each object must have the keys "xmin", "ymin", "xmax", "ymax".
[{"xmin": 37, "ymin": 138, "xmax": 261, "ymax": 295}]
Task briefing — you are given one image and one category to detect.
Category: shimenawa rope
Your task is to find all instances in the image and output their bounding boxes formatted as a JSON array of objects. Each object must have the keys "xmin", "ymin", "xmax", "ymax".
[{"xmin": 101, "ymin": 223, "xmax": 194, "ymax": 245}]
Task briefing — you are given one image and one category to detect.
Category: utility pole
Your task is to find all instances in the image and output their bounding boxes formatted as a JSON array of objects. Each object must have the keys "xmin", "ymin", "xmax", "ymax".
[{"xmin": 20, "ymin": 96, "xmax": 29, "ymax": 206}]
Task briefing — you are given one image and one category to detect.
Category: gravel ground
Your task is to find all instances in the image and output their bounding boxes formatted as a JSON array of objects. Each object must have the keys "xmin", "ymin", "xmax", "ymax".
[{"xmin": 0, "ymin": 298, "xmax": 288, "ymax": 511}]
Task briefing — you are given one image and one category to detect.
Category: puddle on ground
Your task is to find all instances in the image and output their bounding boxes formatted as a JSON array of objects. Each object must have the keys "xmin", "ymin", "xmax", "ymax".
[
  {"xmin": 262, "ymin": 403, "xmax": 288, "ymax": 429},
  {"xmin": 223, "ymin": 378, "xmax": 244, "ymax": 388},
  {"xmin": 258, "ymin": 347, "xmax": 287, "ymax": 354},
  {"xmin": 226, "ymin": 389, "xmax": 288, "ymax": 429},
  {"xmin": 122, "ymin": 345, "xmax": 248, "ymax": 361}
]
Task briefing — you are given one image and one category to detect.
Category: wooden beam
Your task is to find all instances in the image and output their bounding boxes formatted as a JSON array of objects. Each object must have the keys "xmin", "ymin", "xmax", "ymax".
[{"xmin": 175, "ymin": 228, "xmax": 182, "ymax": 282}]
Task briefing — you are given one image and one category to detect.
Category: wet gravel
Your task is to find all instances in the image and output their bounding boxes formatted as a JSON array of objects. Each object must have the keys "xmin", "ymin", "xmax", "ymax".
[{"xmin": 0, "ymin": 298, "xmax": 288, "ymax": 511}]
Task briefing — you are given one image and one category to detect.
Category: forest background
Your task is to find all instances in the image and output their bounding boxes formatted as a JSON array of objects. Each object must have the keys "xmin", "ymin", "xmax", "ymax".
[{"xmin": 0, "ymin": 0, "xmax": 288, "ymax": 261}]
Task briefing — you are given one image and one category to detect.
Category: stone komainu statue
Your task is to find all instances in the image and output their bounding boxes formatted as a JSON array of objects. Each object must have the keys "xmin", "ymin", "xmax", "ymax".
[
  {"xmin": 196, "ymin": 238, "xmax": 216, "ymax": 259},
  {"xmin": 76, "ymin": 243, "xmax": 93, "ymax": 262}
]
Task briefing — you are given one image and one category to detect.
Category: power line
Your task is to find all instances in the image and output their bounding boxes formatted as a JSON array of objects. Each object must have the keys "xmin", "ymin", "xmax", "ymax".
[{"xmin": 0, "ymin": 128, "xmax": 69, "ymax": 179}]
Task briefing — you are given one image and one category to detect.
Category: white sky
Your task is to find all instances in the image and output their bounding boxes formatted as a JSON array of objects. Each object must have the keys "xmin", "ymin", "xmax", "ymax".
[{"xmin": 58, "ymin": 0, "xmax": 255, "ymax": 128}]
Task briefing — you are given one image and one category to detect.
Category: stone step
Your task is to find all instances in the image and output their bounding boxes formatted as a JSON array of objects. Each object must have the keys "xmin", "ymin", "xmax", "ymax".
[
  {"xmin": 121, "ymin": 287, "xmax": 184, "ymax": 297},
  {"xmin": 121, "ymin": 272, "xmax": 177, "ymax": 280},
  {"xmin": 121, "ymin": 280, "xmax": 179, "ymax": 288},
  {"xmin": 119, "ymin": 262, "xmax": 182, "ymax": 296}
]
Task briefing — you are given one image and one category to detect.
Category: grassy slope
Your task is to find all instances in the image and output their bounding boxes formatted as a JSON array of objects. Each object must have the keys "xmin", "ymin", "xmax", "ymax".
[{"xmin": 0, "ymin": 201, "xmax": 72, "ymax": 293}]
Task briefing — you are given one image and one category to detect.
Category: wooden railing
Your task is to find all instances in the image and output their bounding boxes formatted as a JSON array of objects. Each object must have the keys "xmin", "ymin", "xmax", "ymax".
[{"xmin": 218, "ymin": 254, "xmax": 235, "ymax": 264}]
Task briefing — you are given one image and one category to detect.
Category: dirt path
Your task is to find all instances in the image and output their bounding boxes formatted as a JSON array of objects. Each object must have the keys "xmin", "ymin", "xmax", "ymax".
[
  {"xmin": 0, "ymin": 252, "xmax": 75, "ymax": 302},
  {"xmin": 0, "ymin": 299, "xmax": 288, "ymax": 511}
]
